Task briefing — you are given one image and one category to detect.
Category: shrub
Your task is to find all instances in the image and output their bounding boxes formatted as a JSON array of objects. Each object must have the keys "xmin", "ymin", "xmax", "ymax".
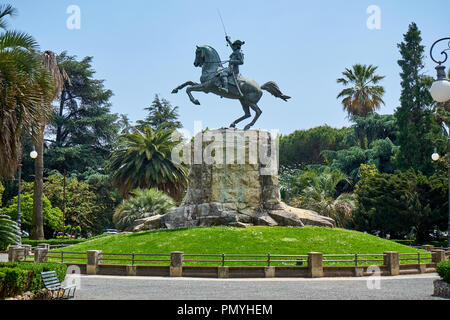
[
  {"xmin": 436, "ymin": 259, "xmax": 450, "ymax": 283},
  {"xmin": 1, "ymin": 193, "xmax": 62, "ymax": 238},
  {"xmin": 113, "ymin": 188, "xmax": 175, "ymax": 231},
  {"xmin": 0, "ymin": 267, "xmax": 30, "ymax": 298},
  {"xmin": 0, "ymin": 262, "xmax": 67, "ymax": 294}
]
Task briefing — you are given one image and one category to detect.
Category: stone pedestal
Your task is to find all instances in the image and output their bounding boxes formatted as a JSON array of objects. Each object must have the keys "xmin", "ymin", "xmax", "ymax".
[{"xmin": 160, "ymin": 129, "xmax": 335, "ymax": 229}]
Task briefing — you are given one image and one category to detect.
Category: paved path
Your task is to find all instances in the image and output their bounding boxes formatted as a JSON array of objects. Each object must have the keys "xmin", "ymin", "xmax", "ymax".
[{"xmin": 69, "ymin": 273, "xmax": 446, "ymax": 300}]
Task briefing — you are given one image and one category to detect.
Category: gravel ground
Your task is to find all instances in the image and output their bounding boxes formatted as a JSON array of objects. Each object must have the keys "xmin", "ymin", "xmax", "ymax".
[{"xmin": 69, "ymin": 273, "xmax": 446, "ymax": 300}]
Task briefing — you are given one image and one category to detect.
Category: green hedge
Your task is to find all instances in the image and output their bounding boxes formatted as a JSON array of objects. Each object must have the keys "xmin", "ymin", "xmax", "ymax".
[
  {"xmin": 0, "ymin": 262, "xmax": 67, "ymax": 298},
  {"xmin": 21, "ymin": 239, "xmax": 87, "ymax": 246},
  {"xmin": 0, "ymin": 267, "xmax": 30, "ymax": 299},
  {"xmin": 436, "ymin": 259, "xmax": 450, "ymax": 283}
]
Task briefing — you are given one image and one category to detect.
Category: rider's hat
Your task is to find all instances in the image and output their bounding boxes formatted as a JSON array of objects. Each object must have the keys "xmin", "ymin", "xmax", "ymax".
[{"xmin": 232, "ymin": 40, "xmax": 245, "ymax": 47}]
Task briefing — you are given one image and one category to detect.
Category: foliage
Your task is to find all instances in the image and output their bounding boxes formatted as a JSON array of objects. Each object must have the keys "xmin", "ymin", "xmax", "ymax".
[
  {"xmin": 136, "ymin": 94, "xmax": 182, "ymax": 131},
  {"xmin": 0, "ymin": 214, "xmax": 19, "ymax": 250},
  {"xmin": 436, "ymin": 259, "xmax": 450, "ymax": 283},
  {"xmin": 21, "ymin": 174, "xmax": 105, "ymax": 236},
  {"xmin": 288, "ymin": 168, "xmax": 356, "ymax": 228},
  {"xmin": 323, "ymin": 138, "xmax": 398, "ymax": 185},
  {"xmin": 279, "ymin": 126, "xmax": 355, "ymax": 168},
  {"xmin": 21, "ymin": 238, "xmax": 87, "ymax": 246},
  {"xmin": 113, "ymin": 188, "xmax": 175, "ymax": 231},
  {"xmin": 1, "ymin": 193, "xmax": 62, "ymax": 238},
  {"xmin": 354, "ymin": 170, "xmax": 448, "ymax": 242},
  {"xmin": 394, "ymin": 23, "xmax": 444, "ymax": 175},
  {"xmin": 44, "ymin": 51, "xmax": 121, "ymax": 176},
  {"xmin": 0, "ymin": 4, "xmax": 53, "ymax": 178},
  {"xmin": 351, "ymin": 113, "xmax": 399, "ymax": 147},
  {"xmin": 0, "ymin": 267, "xmax": 29, "ymax": 298},
  {"xmin": 0, "ymin": 262, "xmax": 67, "ymax": 294},
  {"xmin": 337, "ymin": 64, "xmax": 385, "ymax": 149},
  {"xmin": 107, "ymin": 127, "xmax": 188, "ymax": 199}
]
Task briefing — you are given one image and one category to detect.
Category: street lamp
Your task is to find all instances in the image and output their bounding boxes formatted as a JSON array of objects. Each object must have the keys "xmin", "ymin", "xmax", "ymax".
[
  {"xmin": 16, "ymin": 148, "xmax": 38, "ymax": 244},
  {"xmin": 429, "ymin": 37, "xmax": 450, "ymax": 248}
]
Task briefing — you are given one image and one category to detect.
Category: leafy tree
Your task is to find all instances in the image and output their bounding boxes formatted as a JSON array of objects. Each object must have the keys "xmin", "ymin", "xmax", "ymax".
[
  {"xmin": 1, "ymin": 193, "xmax": 62, "ymax": 238},
  {"xmin": 323, "ymin": 138, "xmax": 398, "ymax": 185},
  {"xmin": 136, "ymin": 95, "xmax": 182, "ymax": 131},
  {"xmin": 107, "ymin": 127, "xmax": 188, "ymax": 200},
  {"xmin": 351, "ymin": 113, "xmax": 399, "ymax": 147},
  {"xmin": 45, "ymin": 52, "xmax": 120, "ymax": 175},
  {"xmin": 21, "ymin": 174, "xmax": 104, "ymax": 236},
  {"xmin": 394, "ymin": 23, "xmax": 444, "ymax": 174},
  {"xmin": 337, "ymin": 64, "xmax": 385, "ymax": 149},
  {"xmin": 279, "ymin": 126, "xmax": 355, "ymax": 168},
  {"xmin": 113, "ymin": 188, "xmax": 175, "ymax": 231},
  {"xmin": 354, "ymin": 170, "xmax": 447, "ymax": 242}
]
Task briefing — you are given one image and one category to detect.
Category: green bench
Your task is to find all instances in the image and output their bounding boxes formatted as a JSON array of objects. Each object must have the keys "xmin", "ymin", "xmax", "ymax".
[{"xmin": 41, "ymin": 271, "xmax": 76, "ymax": 299}]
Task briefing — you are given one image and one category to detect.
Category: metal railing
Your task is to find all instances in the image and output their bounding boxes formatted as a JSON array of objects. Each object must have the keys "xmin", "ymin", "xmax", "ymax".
[
  {"xmin": 399, "ymin": 252, "xmax": 433, "ymax": 264},
  {"xmin": 100, "ymin": 253, "xmax": 170, "ymax": 266},
  {"xmin": 323, "ymin": 253, "xmax": 385, "ymax": 266},
  {"xmin": 183, "ymin": 253, "xmax": 309, "ymax": 267}
]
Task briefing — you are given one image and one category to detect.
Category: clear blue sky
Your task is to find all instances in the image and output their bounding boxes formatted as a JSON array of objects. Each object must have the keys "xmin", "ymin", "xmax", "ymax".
[{"xmin": 10, "ymin": 0, "xmax": 450, "ymax": 135}]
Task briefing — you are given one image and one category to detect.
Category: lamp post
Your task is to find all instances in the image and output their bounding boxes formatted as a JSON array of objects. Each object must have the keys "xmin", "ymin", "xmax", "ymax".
[
  {"xmin": 429, "ymin": 37, "xmax": 450, "ymax": 247},
  {"xmin": 16, "ymin": 148, "xmax": 38, "ymax": 244}
]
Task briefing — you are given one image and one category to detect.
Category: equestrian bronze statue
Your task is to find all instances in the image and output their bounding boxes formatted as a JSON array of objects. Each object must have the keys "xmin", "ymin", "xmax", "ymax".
[{"xmin": 172, "ymin": 37, "xmax": 290, "ymax": 130}]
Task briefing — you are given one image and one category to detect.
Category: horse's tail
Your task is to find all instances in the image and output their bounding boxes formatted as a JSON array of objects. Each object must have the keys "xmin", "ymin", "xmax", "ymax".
[{"xmin": 261, "ymin": 81, "xmax": 291, "ymax": 101}]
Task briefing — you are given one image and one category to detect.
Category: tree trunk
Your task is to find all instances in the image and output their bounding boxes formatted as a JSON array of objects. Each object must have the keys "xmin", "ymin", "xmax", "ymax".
[
  {"xmin": 358, "ymin": 128, "xmax": 366, "ymax": 150},
  {"xmin": 31, "ymin": 127, "xmax": 45, "ymax": 240}
]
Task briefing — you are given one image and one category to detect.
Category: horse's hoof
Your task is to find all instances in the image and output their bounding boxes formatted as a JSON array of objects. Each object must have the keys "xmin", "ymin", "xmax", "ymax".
[
  {"xmin": 193, "ymin": 100, "xmax": 200, "ymax": 105},
  {"xmin": 171, "ymin": 89, "xmax": 178, "ymax": 94},
  {"xmin": 244, "ymin": 125, "xmax": 252, "ymax": 131},
  {"xmin": 229, "ymin": 123, "xmax": 236, "ymax": 128}
]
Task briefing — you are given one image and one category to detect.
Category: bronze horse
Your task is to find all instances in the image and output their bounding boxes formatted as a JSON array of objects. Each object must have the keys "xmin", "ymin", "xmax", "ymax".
[{"xmin": 172, "ymin": 45, "xmax": 290, "ymax": 130}]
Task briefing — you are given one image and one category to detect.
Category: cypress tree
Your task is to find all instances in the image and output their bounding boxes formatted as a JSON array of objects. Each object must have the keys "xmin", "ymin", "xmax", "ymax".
[{"xmin": 394, "ymin": 22, "xmax": 442, "ymax": 174}]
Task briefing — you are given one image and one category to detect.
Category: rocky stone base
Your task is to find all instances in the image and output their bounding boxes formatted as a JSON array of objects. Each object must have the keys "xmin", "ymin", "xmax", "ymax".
[
  {"xmin": 132, "ymin": 202, "xmax": 335, "ymax": 232},
  {"xmin": 433, "ymin": 279, "xmax": 450, "ymax": 298},
  {"xmin": 5, "ymin": 288, "xmax": 66, "ymax": 300}
]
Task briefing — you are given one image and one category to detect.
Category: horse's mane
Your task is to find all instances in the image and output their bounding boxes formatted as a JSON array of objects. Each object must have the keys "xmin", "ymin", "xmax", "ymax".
[{"xmin": 201, "ymin": 45, "xmax": 223, "ymax": 67}]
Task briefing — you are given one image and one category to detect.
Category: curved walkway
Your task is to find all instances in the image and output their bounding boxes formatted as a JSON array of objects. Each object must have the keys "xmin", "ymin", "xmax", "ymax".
[{"xmin": 70, "ymin": 273, "xmax": 445, "ymax": 300}]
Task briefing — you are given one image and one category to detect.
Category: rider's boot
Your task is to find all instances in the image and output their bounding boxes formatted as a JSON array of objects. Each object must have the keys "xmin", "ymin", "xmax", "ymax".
[{"xmin": 220, "ymin": 76, "xmax": 229, "ymax": 94}]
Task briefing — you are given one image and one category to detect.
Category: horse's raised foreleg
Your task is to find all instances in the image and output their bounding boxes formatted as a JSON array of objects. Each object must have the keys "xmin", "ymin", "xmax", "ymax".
[
  {"xmin": 172, "ymin": 81, "xmax": 199, "ymax": 94},
  {"xmin": 243, "ymin": 104, "xmax": 262, "ymax": 130},
  {"xmin": 186, "ymin": 83, "xmax": 208, "ymax": 105},
  {"xmin": 230, "ymin": 101, "xmax": 251, "ymax": 128}
]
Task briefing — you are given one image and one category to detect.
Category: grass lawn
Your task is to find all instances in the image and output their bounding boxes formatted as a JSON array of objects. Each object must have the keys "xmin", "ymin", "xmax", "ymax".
[{"xmin": 48, "ymin": 226, "xmax": 429, "ymax": 267}]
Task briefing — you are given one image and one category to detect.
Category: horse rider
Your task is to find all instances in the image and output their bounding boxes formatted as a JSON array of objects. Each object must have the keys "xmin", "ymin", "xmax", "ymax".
[{"xmin": 219, "ymin": 36, "xmax": 245, "ymax": 96}]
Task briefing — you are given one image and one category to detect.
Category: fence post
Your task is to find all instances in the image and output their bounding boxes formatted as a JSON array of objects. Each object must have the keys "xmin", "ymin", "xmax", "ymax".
[
  {"xmin": 431, "ymin": 249, "xmax": 445, "ymax": 264},
  {"xmin": 383, "ymin": 251, "xmax": 399, "ymax": 276},
  {"xmin": 34, "ymin": 248, "xmax": 48, "ymax": 262},
  {"xmin": 307, "ymin": 252, "xmax": 323, "ymax": 278},
  {"xmin": 218, "ymin": 266, "xmax": 229, "ymax": 278},
  {"xmin": 87, "ymin": 250, "xmax": 102, "ymax": 275},
  {"xmin": 170, "ymin": 251, "xmax": 183, "ymax": 277},
  {"xmin": 37, "ymin": 243, "xmax": 50, "ymax": 251},
  {"xmin": 8, "ymin": 246, "xmax": 25, "ymax": 262}
]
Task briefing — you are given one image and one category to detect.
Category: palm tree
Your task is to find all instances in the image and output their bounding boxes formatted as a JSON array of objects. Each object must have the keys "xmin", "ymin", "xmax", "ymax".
[
  {"xmin": 337, "ymin": 64, "xmax": 385, "ymax": 149},
  {"xmin": 297, "ymin": 169, "xmax": 356, "ymax": 228},
  {"xmin": 113, "ymin": 188, "xmax": 175, "ymax": 231},
  {"xmin": 30, "ymin": 51, "xmax": 69, "ymax": 240},
  {"xmin": 107, "ymin": 127, "xmax": 188, "ymax": 200},
  {"xmin": 0, "ymin": 4, "xmax": 53, "ymax": 178},
  {"xmin": 0, "ymin": 214, "xmax": 20, "ymax": 248}
]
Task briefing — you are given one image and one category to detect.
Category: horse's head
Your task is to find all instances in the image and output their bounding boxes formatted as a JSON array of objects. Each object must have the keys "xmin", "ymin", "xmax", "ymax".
[
  {"xmin": 194, "ymin": 46, "xmax": 205, "ymax": 67},
  {"xmin": 194, "ymin": 45, "xmax": 222, "ymax": 70}
]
